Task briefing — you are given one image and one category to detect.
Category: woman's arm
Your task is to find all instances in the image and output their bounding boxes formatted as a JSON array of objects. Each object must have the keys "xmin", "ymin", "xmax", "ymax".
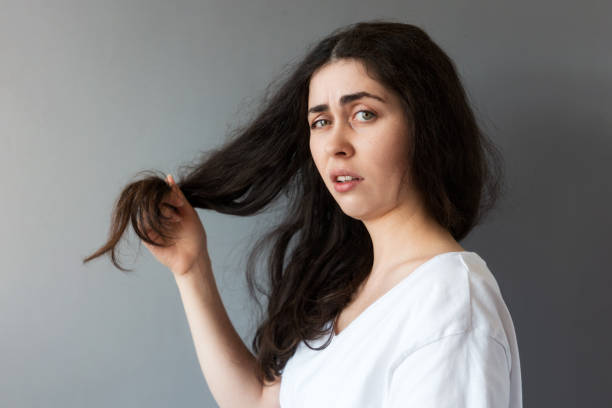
[{"xmin": 174, "ymin": 254, "xmax": 280, "ymax": 408}]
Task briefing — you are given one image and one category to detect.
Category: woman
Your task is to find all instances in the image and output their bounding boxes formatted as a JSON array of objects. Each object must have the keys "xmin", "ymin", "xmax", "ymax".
[{"xmin": 84, "ymin": 20, "xmax": 522, "ymax": 407}]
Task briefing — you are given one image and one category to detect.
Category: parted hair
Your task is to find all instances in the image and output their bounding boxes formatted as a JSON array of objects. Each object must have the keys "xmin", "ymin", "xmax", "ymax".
[{"xmin": 83, "ymin": 19, "xmax": 506, "ymax": 384}]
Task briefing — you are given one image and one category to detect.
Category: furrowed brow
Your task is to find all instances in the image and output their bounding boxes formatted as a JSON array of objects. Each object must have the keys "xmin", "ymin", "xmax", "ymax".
[{"xmin": 308, "ymin": 91, "xmax": 385, "ymax": 115}]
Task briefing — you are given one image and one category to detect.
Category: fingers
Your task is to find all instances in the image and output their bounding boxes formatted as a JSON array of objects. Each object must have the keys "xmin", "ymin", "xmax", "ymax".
[
  {"xmin": 166, "ymin": 174, "xmax": 185, "ymax": 208},
  {"xmin": 154, "ymin": 174, "xmax": 186, "ymax": 225},
  {"xmin": 142, "ymin": 226, "xmax": 166, "ymax": 247},
  {"xmin": 160, "ymin": 202, "xmax": 181, "ymax": 222}
]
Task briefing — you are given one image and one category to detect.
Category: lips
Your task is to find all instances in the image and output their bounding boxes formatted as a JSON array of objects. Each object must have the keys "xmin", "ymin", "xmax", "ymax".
[
  {"xmin": 333, "ymin": 177, "xmax": 362, "ymax": 192},
  {"xmin": 329, "ymin": 169, "xmax": 364, "ymax": 183}
]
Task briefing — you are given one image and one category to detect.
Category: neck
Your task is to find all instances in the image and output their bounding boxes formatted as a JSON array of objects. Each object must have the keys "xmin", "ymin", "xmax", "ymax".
[{"xmin": 361, "ymin": 192, "xmax": 463, "ymax": 283}]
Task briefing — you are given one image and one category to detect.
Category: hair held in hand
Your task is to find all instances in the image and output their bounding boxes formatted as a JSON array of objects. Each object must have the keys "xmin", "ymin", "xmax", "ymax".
[{"xmin": 82, "ymin": 20, "xmax": 506, "ymax": 385}]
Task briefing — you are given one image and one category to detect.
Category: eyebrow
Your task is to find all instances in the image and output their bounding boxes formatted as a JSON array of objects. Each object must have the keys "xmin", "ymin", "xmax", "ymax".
[{"xmin": 307, "ymin": 91, "xmax": 385, "ymax": 115}]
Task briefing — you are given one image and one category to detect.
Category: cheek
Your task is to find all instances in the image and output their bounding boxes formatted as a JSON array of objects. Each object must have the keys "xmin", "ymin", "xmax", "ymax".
[
  {"xmin": 309, "ymin": 138, "xmax": 318, "ymax": 163},
  {"xmin": 309, "ymin": 139, "xmax": 325, "ymax": 175},
  {"xmin": 368, "ymin": 138, "xmax": 409, "ymax": 179}
]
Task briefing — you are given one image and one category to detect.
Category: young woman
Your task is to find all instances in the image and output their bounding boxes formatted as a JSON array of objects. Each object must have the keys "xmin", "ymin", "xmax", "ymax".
[{"xmin": 84, "ymin": 20, "xmax": 522, "ymax": 407}]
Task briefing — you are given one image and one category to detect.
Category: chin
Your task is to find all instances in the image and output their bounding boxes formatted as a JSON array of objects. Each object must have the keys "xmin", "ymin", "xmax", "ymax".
[{"xmin": 337, "ymin": 203, "xmax": 368, "ymax": 220}]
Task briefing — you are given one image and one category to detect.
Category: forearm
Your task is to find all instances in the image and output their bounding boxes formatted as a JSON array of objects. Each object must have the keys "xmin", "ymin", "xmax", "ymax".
[{"xmin": 173, "ymin": 255, "xmax": 264, "ymax": 408}]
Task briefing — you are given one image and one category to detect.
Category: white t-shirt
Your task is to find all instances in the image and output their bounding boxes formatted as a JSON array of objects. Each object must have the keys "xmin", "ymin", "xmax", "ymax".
[{"xmin": 279, "ymin": 251, "xmax": 522, "ymax": 407}]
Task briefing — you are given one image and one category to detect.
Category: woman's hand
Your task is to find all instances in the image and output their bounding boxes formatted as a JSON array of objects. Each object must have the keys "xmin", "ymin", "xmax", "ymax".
[{"xmin": 142, "ymin": 174, "xmax": 209, "ymax": 276}]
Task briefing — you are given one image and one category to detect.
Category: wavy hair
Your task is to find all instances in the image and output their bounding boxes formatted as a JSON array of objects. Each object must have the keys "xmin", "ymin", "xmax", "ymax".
[{"xmin": 82, "ymin": 19, "xmax": 506, "ymax": 384}]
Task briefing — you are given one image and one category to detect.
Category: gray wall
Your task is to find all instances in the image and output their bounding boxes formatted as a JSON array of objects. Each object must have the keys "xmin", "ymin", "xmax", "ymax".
[{"xmin": 2, "ymin": 0, "xmax": 610, "ymax": 407}]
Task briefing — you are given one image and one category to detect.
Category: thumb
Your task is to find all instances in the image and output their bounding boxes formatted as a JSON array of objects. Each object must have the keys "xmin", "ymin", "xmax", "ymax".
[{"xmin": 166, "ymin": 174, "xmax": 185, "ymax": 207}]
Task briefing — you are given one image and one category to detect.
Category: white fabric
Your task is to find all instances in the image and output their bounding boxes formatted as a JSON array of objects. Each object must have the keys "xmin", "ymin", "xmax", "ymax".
[{"xmin": 279, "ymin": 251, "xmax": 522, "ymax": 407}]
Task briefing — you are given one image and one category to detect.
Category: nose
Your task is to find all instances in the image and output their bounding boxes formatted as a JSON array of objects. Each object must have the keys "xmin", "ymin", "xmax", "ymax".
[{"xmin": 324, "ymin": 119, "xmax": 355, "ymax": 157}]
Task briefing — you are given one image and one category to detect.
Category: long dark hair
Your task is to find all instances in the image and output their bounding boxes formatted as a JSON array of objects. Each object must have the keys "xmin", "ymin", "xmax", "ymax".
[{"xmin": 82, "ymin": 19, "xmax": 505, "ymax": 384}]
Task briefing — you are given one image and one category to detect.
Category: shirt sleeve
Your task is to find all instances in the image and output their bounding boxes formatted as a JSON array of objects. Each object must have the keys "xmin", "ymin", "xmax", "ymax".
[{"xmin": 385, "ymin": 330, "xmax": 510, "ymax": 407}]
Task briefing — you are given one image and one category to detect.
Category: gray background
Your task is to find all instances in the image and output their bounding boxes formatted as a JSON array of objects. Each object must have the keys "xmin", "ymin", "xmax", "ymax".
[{"xmin": 2, "ymin": 0, "xmax": 610, "ymax": 407}]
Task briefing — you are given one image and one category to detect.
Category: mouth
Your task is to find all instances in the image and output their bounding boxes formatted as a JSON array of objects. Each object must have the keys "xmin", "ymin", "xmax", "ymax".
[
  {"xmin": 333, "ymin": 177, "xmax": 363, "ymax": 184},
  {"xmin": 332, "ymin": 177, "xmax": 363, "ymax": 192},
  {"xmin": 328, "ymin": 168, "xmax": 364, "ymax": 184}
]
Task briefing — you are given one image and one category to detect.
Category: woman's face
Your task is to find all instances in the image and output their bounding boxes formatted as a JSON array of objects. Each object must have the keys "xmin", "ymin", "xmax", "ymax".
[{"xmin": 308, "ymin": 58, "xmax": 414, "ymax": 220}]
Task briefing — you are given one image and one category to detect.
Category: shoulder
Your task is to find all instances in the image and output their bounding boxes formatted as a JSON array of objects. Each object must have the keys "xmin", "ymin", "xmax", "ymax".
[
  {"xmin": 386, "ymin": 328, "xmax": 512, "ymax": 408},
  {"xmin": 393, "ymin": 252, "xmax": 511, "ymax": 361}
]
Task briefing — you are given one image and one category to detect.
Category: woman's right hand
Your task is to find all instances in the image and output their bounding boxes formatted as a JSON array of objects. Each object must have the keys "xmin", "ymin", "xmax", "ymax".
[{"xmin": 142, "ymin": 174, "xmax": 209, "ymax": 276}]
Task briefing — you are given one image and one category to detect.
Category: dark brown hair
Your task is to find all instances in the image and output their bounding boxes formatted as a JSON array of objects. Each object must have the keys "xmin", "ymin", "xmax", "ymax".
[{"xmin": 82, "ymin": 19, "xmax": 505, "ymax": 384}]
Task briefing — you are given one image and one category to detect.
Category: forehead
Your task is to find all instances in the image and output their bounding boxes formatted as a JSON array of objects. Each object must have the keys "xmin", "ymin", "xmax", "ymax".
[{"xmin": 308, "ymin": 59, "xmax": 387, "ymax": 104}]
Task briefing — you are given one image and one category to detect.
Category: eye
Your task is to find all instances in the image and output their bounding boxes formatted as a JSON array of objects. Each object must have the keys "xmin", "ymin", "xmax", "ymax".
[
  {"xmin": 355, "ymin": 110, "xmax": 376, "ymax": 121},
  {"xmin": 310, "ymin": 110, "xmax": 377, "ymax": 129},
  {"xmin": 311, "ymin": 118, "xmax": 330, "ymax": 129}
]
